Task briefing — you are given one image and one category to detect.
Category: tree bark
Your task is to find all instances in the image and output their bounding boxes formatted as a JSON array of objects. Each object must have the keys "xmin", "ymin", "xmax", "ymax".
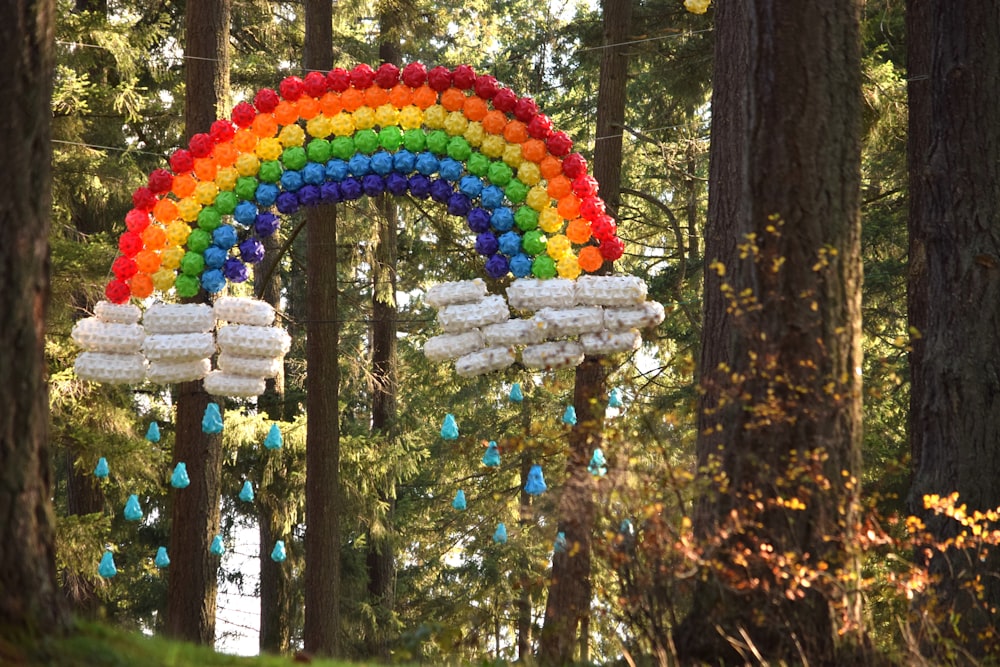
[
  {"xmin": 906, "ymin": 2, "xmax": 1000, "ymax": 658},
  {"xmin": 674, "ymin": 1, "xmax": 863, "ymax": 664},
  {"xmin": 0, "ymin": 0, "xmax": 68, "ymax": 637},
  {"xmin": 165, "ymin": 0, "xmax": 231, "ymax": 645},
  {"xmin": 302, "ymin": 0, "xmax": 340, "ymax": 656},
  {"xmin": 538, "ymin": 0, "xmax": 630, "ymax": 662}
]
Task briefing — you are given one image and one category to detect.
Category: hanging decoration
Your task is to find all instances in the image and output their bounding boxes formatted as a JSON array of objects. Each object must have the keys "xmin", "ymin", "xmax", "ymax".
[
  {"xmin": 239, "ymin": 480, "xmax": 255, "ymax": 502},
  {"xmin": 123, "ymin": 494, "xmax": 143, "ymax": 522},
  {"xmin": 98, "ymin": 550, "xmax": 118, "ymax": 578},
  {"xmin": 72, "ymin": 302, "xmax": 146, "ymax": 384},
  {"xmin": 170, "ymin": 462, "xmax": 191, "ymax": 488},
  {"xmin": 155, "ymin": 546, "xmax": 171, "ymax": 568},
  {"xmin": 440, "ymin": 413, "xmax": 459, "ymax": 440},
  {"xmin": 608, "ymin": 387, "xmax": 624, "ymax": 409},
  {"xmin": 145, "ymin": 421, "xmax": 161, "ymax": 442},
  {"xmin": 207, "ymin": 297, "xmax": 290, "ymax": 397},
  {"xmin": 452, "ymin": 489, "xmax": 467, "ymax": 510},
  {"xmin": 210, "ymin": 534, "xmax": 225, "ymax": 556},
  {"xmin": 94, "ymin": 457, "xmax": 110, "ymax": 479},
  {"xmin": 201, "ymin": 402, "xmax": 223, "ymax": 434},
  {"xmin": 562, "ymin": 405, "xmax": 577, "ymax": 426},
  {"xmin": 481, "ymin": 441, "xmax": 501, "ymax": 467},
  {"xmin": 143, "ymin": 303, "xmax": 215, "ymax": 384},
  {"xmin": 493, "ymin": 523, "xmax": 508, "ymax": 544},
  {"xmin": 524, "ymin": 464, "xmax": 547, "ymax": 495},
  {"xmin": 270, "ymin": 540, "xmax": 287, "ymax": 563},
  {"xmin": 588, "ymin": 448, "xmax": 607, "ymax": 477},
  {"xmin": 553, "ymin": 531, "xmax": 568, "ymax": 554},
  {"xmin": 264, "ymin": 423, "xmax": 283, "ymax": 449},
  {"xmin": 509, "ymin": 382, "xmax": 523, "ymax": 402}
]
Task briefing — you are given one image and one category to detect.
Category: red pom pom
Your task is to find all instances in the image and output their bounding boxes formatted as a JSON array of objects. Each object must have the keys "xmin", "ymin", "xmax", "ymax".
[
  {"xmin": 562, "ymin": 153, "xmax": 588, "ymax": 179},
  {"xmin": 254, "ymin": 88, "xmax": 280, "ymax": 113},
  {"xmin": 125, "ymin": 209, "xmax": 150, "ymax": 233},
  {"xmin": 147, "ymin": 169, "xmax": 173, "ymax": 194},
  {"xmin": 112, "ymin": 255, "xmax": 138, "ymax": 281},
  {"xmin": 427, "ymin": 66, "xmax": 453, "ymax": 92},
  {"xmin": 513, "ymin": 97, "xmax": 538, "ymax": 123},
  {"xmin": 132, "ymin": 187, "xmax": 157, "ymax": 212},
  {"xmin": 279, "ymin": 75, "xmax": 305, "ymax": 100},
  {"xmin": 105, "ymin": 279, "xmax": 132, "ymax": 304},
  {"xmin": 590, "ymin": 215, "xmax": 617, "ymax": 241},
  {"xmin": 188, "ymin": 133, "xmax": 214, "ymax": 158},
  {"xmin": 546, "ymin": 131, "xmax": 573, "ymax": 157},
  {"xmin": 327, "ymin": 68, "xmax": 351, "ymax": 92},
  {"xmin": 474, "ymin": 75, "xmax": 499, "ymax": 100},
  {"xmin": 350, "ymin": 63, "xmax": 376, "ymax": 89},
  {"xmin": 231, "ymin": 101, "xmax": 257, "ymax": 128},
  {"xmin": 118, "ymin": 231, "xmax": 143, "ymax": 257},
  {"xmin": 526, "ymin": 114, "xmax": 553, "ymax": 139},
  {"xmin": 401, "ymin": 62, "xmax": 427, "ymax": 88},
  {"xmin": 374, "ymin": 62, "xmax": 400, "ymax": 88},
  {"xmin": 304, "ymin": 71, "xmax": 329, "ymax": 97},
  {"xmin": 452, "ymin": 64, "xmax": 476, "ymax": 89},
  {"xmin": 599, "ymin": 235, "xmax": 625, "ymax": 261},
  {"xmin": 572, "ymin": 175, "xmax": 598, "ymax": 198},
  {"xmin": 169, "ymin": 149, "xmax": 194, "ymax": 174},
  {"xmin": 579, "ymin": 196, "xmax": 606, "ymax": 220},
  {"xmin": 210, "ymin": 119, "xmax": 235, "ymax": 143},
  {"xmin": 492, "ymin": 88, "xmax": 517, "ymax": 112}
]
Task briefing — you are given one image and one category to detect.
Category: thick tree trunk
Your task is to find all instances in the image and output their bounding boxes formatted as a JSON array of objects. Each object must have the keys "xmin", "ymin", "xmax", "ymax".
[
  {"xmin": 0, "ymin": 0, "xmax": 68, "ymax": 636},
  {"xmin": 906, "ymin": 2, "xmax": 1000, "ymax": 658},
  {"xmin": 539, "ymin": 1, "xmax": 630, "ymax": 663},
  {"xmin": 674, "ymin": 1, "xmax": 863, "ymax": 664},
  {"xmin": 302, "ymin": 0, "xmax": 340, "ymax": 656},
  {"xmin": 165, "ymin": 0, "xmax": 231, "ymax": 645}
]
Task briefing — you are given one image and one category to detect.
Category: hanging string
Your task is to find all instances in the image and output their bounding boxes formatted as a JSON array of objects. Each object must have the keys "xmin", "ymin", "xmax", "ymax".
[{"xmin": 577, "ymin": 27, "xmax": 714, "ymax": 53}]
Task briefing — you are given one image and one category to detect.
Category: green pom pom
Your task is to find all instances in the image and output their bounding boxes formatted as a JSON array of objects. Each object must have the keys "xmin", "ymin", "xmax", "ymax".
[
  {"xmin": 180, "ymin": 251, "xmax": 205, "ymax": 276},
  {"xmin": 214, "ymin": 191, "xmax": 238, "ymax": 215},
  {"xmin": 378, "ymin": 126, "xmax": 403, "ymax": 152},
  {"xmin": 330, "ymin": 136, "xmax": 355, "ymax": 160},
  {"xmin": 522, "ymin": 229, "xmax": 547, "ymax": 255},
  {"xmin": 306, "ymin": 138, "xmax": 331, "ymax": 163},
  {"xmin": 258, "ymin": 160, "xmax": 282, "ymax": 183},
  {"xmin": 187, "ymin": 228, "xmax": 212, "ymax": 252},
  {"xmin": 514, "ymin": 205, "xmax": 538, "ymax": 231},
  {"xmin": 467, "ymin": 152, "xmax": 489, "ymax": 176},
  {"xmin": 447, "ymin": 136, "xmax": 472, "ymax": 162},
  {"xmin": 196, "ymin": 207, "xmax": 221, "ymax": 232},
  {"xmin": 235, "ymin": 177, "xmax": 259, "ymax": 201},
  {"xmin": 174, "ymin": 273, "xmax": 200, "ymax": 297},
  {"xmin": 426, "ymin": 130, "xmax": 449, "ymax": 156},
  {"xmin": 487, "ymin": 161, "xmax": 513, "ymax": 187},
  {"xmin": 354, "ymin": 129, "xmax": 379, "ymax": 154},
  {"xmin": 403, "ymin": 129, "xmax": 427, "ymax": 152},
  {"xmin": 532, "ymin": 254, "xmax": 556, "ymax": 278},
  {"xmin": 506, "ymin": 179, "xmax": 529, "ymax": 205},
  {"xmin": 282, "ymin": 146, "xmax": 307, "ymax": 171}
]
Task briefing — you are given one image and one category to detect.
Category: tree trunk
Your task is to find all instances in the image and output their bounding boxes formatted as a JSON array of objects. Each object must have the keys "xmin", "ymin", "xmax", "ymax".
[
  {"xmin": 674, "ymin": 1, "xmax": 863, "ymax": 664},
  {"xmin": 0, "ymin": 0, "xmax": 68, "ymax": 636},
  {"xmin": 906, "ymin": 2, "xmax": 1000, "ymax": 658},
  {"xmin": 538, "ymin": 0, "xmax": 630, "ymax": 662},
  {"xmin": 516, "ymin": 393, "xmax": 533, "ymax": 662},
  {"xmin": 302, "ymin": 0, "xmax": 340, "ymax": 656},
  {"xmin": 165, "ymin": 0, "xmax": 231, "ymax": 645}
]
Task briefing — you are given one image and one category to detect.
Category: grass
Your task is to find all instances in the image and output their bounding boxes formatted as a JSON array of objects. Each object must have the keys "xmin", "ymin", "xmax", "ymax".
[{"xmin": 0, "ymin": 621, "xmax": 363, "ymax": 667}]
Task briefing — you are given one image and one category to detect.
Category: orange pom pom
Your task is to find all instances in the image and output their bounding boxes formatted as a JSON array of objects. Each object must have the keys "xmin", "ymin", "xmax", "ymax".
[
  {"xmin": 463, "ymin": 95, "xmax": 488, "ymax": 121},
  {"xmin": 320, "ymin": 91, "xmax": 343, "ymax": 116},
  {"xmin": 233, "ymin": 128, "xmax": 257, "ymax": 153},
  {"xmin": 388, "ymin": 84, "xmax": 413, "ymax": 108},
  {"xmin": 521, "ymin": 138, "xmax": 547, "ymax": 163},
  {"xmin": 482, "ymin": 109, "xmax": 507, "ymax": 135},
  {"xmin": 578, "ymin": 245, "xmax": 604, "ymax": 273},
  {"xmin": 412, "ymin": 85, "xmax": 438, "ymax": 110},
  {"xmin": 172, "ymin": 173, "xmax": 197, "ymax": 199},
  {"xmin": 297, "ymin": 95, "xmax": 320, "ymax": 119},
  {"xmin": 193, "ymin": 157, "xmax": 218, "ymax": 182},
  {"xmin": 135, "ymin": 249, "xmax": 162, "ymax": 274},
  {"xmin": 503, "ymin": 120, "xmax": 528, "ymax": 144},
  {"xmin": 273, "ymin": 100, "xmax": 299, "ymax": 125},
  {"xmin": 539, "ymin": 155, "xmax": 563, "ymax": 180},
  {"xmin": 152, "ymin": 198, "xmax": 179, "ymax": 223},
  {"xmin": 365, "ymin": 85, "xmax": 389, "ymax": 108},
  {"xmin": 141, "ymin": 224, "xmax": 168, "ymax": 250},
  {"xmin": 565, "ymin": 218, "xmax": 592, "ymax": 245},
  {"xmin": 129, "ymin": 272, "xmax": 154, "ymax": 299},
  {"xmin": 341, "ymin": 88, "xmax": 364, "ymax": 112},
  {"xmin": 557, "ymin": 193, "xmax": 581, "ymax": 219},
  {"xmin": 440, "ymin": 87, "xmax": 466, "ymax": 112},
  {"xmin": 214, "ymin": 142, "xmax": 238, "ymax": 167},
  {"xmin": 547, "ymin": 175, "xmax": 572, "ymax": 200},
  {"xmin": 251, "ymin": 113, "xmax": 278, "ymax": 138}
]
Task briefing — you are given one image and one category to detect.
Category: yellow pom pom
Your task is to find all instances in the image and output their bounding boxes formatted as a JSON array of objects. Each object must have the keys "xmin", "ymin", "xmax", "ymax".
[
  {"xmin": 502, "ymin": 143, "xmax": 524, "ymax": 169},
  {"xmin": 160, "ymin": 246, "xmax": 186, "ymax": 271},
  {"xmin": 463, "ymin": 122, "xmax": 485, "ymax": 147},
  {"xmin": 234, "ymin": 153, "xmax": 260, "ymax": 177},
  {"xmin": 374, "ymin": 104, "xmax": 398, "ymax": 128},
  {"xmin": 481, "ymin": 134, "xmax": 505, "ymax": 159},
  {"xmin": 165, "ymin": 220, "xmax": 191, "ymax": 247},
  {"xmin": 151, "ymin": 268, "xmax": 177, "ymax": 292},
  {"xmin": 306, "ymin": 114, "xmax": 334, "ymax": 139},
  {"xmin": 331, "ymin": 112, "xmax": 355, "ymax": 137},
  {"xmin": 176, "ymin": 197, "xmax": 202, "ymax": 223},
  {"xmin": 444, "ymin": 111, "xmax": 468, "ymax": 137},
  {"xmin": 547, "ymin": 234, "xmax": 571, "ymax": 260},
  {"xmin": 538, "ymin": 207, "xmax": 563, "ymax": 233},
  {"xmin": 684, "ymin": 0, "xmax": 710, "ymax": 14},
  {"xmin": 398, "ymin": 106, "xmax": 423, "ymax": 130},
  {"xmin": 517, "ymin": 161, "xmax": 541, "ymax": 186},
  {"xmin": 526, "ymin": 185, "xmax": 550, "ymax": 211},
  {"xmin": 278, "ymin": 123, "xmax": 306, "ymax": 147},
  {"xmin": 352, "ymin": 106, "xmax": 376, "ymax": 130},
  {"xmin": 215, "ymin": 166, "xmax": 239, "ymax": 191},
  {"xmin": 194, "ymin": 181, "xmax": 219, "ymax": 206},
  {"xmin": 423, "ymin": 104, "xmax": 447, "ymax": 129},
  {"xmin": 557, "ymin": 253, "xmax": 581, "ymax": 280},
  {"xmin": 255, "ymin": 137, "xmax": 283, "ymax": 161}
]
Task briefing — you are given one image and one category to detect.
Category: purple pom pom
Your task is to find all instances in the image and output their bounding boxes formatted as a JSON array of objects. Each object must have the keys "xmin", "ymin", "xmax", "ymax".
[
  {"xmin": 276, "ymin": 191, "xmax": 299, "ymax": 214},
  {"xmin": 297, "ymin": 184, "xmax": 321, "ymax": 207},
  {"xmin": 475, "ymin": 232, "xmax": 499, "ymax": 256},
  {"xmin": 321, "ymin": 182, "xmax": 342, "ymax": 203},
  {"xmin": 429, "ymin": 179, "xmax": 453, "ymax": 204},
  {"xmin": 223, "ymin": 257, "xmax": 249, "ymax": 282},
  {"xmin": 467, "ymin": 208, "xmax": 491, "ymax": 233},
  {"xmin": 485, "ymin": 253, "xmax": 510, "ymax": 279},
  {"xmin": 447, "ymin": 193, "xmax": 472, "ymax": 217},
  {"xmin": 386, "ymin": 172, "xmax": 408, "ymax": 196},
  {"xmin": 340, "ymin": 177, "xmax": 363, "ymax": 200},
  {"xmin": 255, "ymin": 212, "xmax": 280, "ymax": 237},
  {"xmin": 239, "ymin": 238, "xmax": 266, "ymax": 264},
  {"xmin": 362, "ymin": 174, "xmax": 386, "ymax": 196},
  {"xmin": 408, "ymin": 174, "xmax": 431, "ymax": 198}
]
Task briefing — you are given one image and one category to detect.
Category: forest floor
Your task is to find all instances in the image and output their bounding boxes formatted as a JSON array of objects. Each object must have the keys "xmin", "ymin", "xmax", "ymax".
[{"xmin": 0, "ymin": 620, "xmax": 363, "ymax": 667}]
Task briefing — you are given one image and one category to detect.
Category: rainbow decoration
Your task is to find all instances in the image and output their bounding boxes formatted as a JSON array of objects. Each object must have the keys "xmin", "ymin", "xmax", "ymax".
[{"xmin": 105, "ymin": 62, "xmax": 626, "ymax": 304}]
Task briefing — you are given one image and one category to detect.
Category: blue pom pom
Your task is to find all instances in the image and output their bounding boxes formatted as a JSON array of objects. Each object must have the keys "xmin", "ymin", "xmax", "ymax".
[
  {"xmin": 201, "ymin": 269, "xmax": 227, "ymax": 294},
  {"xmin": 459, "ymin": 175, "xmax": 483, "ymax": 198},
  {"xmin": 438, "ymin": 157, "xmax": 463, "ymax": 182},
  {"xmin": 510, "ymin": 253, "xmax": 532, "ymax": 278},
  {"xmin": 415, "ymin": 152, "xmax": 440, "ymax": 176},
  {"xmin": 212, "ymin": 224, "xmax": 238, "ymax": 249},
  {"xmin": 255, "ymin": 182, "xmax": 279, "ymax": 207},
  {"xmin": 588, "ymin": 448, "xmax": 608, "ymax": 477},
  {"xmin": 348, "ymin": 153, "xmax": 372, "ymax": 177},
  {"xmin": 239, "ymin": 480, "xmax": 254, "ymax": 502},
  {"xmin": 490, "ymin": 207, "xmax": 514, "ymax": 232},
  {"xmin": 302, "ymin": 162, "xmax": 326, "ymax": 185},
  {"xmin": 480, "ymin": 185, "xmax": 504, "ymax": 210},
  {"xmin": 325, "ymin": 159, "xmax": 349, "ymax": 181},
  {"xmin": 509, "ymin": 383, "xmax": 523, "ymax": 403},
  {"xmin": 210, "ymin": 534, "xmax": 225, "ymax": 556},
  {"xmin": 562, "ymin": 405, "xmax": 577, "ymax": 426},
  {"xmin": 493, "ymin": 523, "xmax": 508, "ymax": 544},
  {"xmin": 608, "ymin": 387, "xmax": 624, "ymax": 409},
  {"xmin": 498, "ymin": 231, "xmax": 522, "ymax": 256},
  {"xmin": 481, "ymin": 441, "xmax": 500, "ymax": 467},
  {"xmin": 370, "ymin": 150, "xmax": 393, "ymax": 175},
  {"xmin": 393, "ymin": 150, "xmax": 416, "ymax": 173},
  {"xmin": 203, "ymin": 246, "xmax": 227, "ymax": 270}
]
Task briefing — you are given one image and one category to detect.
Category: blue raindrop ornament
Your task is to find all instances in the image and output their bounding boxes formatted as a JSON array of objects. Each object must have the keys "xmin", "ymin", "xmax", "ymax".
[
  {"xmin": 201, "ymin": 403, "xmax": 223, "ymax": 434},
  {"xmin": 98, "ymin": 550, "xmax": 117, "ymax": 578},
  {"xmin": 170, "ymin": 462, "xmax": 190, "ymax": 488},
  {"xmin": 264, "ymin": 423, "xmax": 283, "ymax": 450},
  {"xmin": 123, "ymin": 494, "xmax": 143, "ymax": 522},
  {"xmin": 481, "ymin": 441, "xmax": 501, "ymax": 467},
  {"xmin": 270, "ymin": 540, "xmax": 287, "ymax": 563},
  {"xmin": 155, "ymin": 546, "xmax": 170, "ymax": 568},
  {"xmin": 145, "ymin": 421, "xmax": 161, "ymax": 442},
  {"xmin": 94, "ymin": 457, "xmax": 109, "ymax": 479},
  {"xmin": 210, "ymin": 534, "xmax": 225, "ymax": 556},
  {"xmin": 562, "ymin": 405, "xmax": 577, "ymax": 426},
  {"xmin": 588, "ymin": 448, "xmax": 608, "ymax": 477},
  {"xmin": 441, "ymin": 413, "xmax": 459, "ymax": 440},
  {"xmin": 524, "ymin": 465, "xmax": 547, "ymax": 495},
  {"xmin": 608, "ymin": 387, "xmax": 624, "ymax": 409},
  {"xmin": 554, "ymin": 531, "xmax": 568, "ymax": 554},
  {"xmin": 493, "ymin": 522, "xmax": 508, "ymax": 544},
  {"xmin": 509, "ymin": 383, "xmax": 524, "ymax": 403},
  {"xmin": 239, "ymin": 480, "xmax": 254, "ymax": 502},
  {"xmin": 452, "ymin": 489, "xmax": 467, "ymax": 511}
]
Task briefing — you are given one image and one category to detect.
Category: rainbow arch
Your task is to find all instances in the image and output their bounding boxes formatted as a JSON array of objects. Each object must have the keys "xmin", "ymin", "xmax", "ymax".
[{"xmin": 105, "ymin": 62, "xmax": 625, "ymax": 304}]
